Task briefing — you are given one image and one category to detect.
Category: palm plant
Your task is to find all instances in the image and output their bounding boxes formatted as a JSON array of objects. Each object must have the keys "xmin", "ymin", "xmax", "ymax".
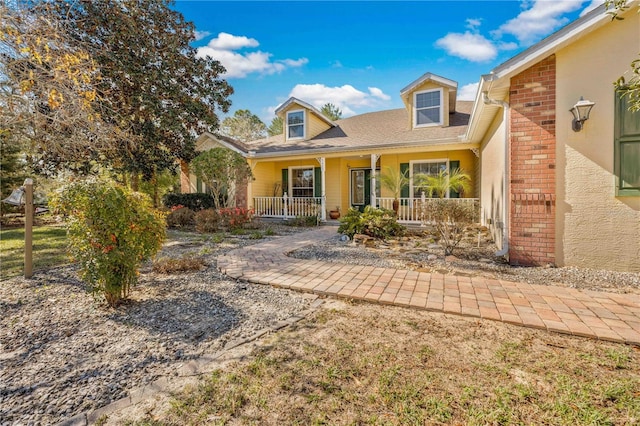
[
  {"xmin": 378, "ymin": 166, "xmax": 409, "ymax": 214},
  {"xmin": 414, "ymin": 168, "xmax": 471, "ymax": 198}
]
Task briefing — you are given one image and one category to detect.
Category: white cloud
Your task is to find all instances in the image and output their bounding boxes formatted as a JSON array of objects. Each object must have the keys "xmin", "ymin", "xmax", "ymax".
[
  {"xmin": 435, "ymin": 32, "xmax": 498, "ymax": 62},
  {"xmin": 194, "ymin": 30, "xmax": 211, "ymax": 41},
  {"xmin": 207, "ymin": 32, "xmax": 259, "ymax": 50},
  {"xmin": 458, "ymin": 83, "xmax": 479, "ymax": 101},
  {"xmin": 331, "ymin": 60, "xmax": 343, "ymax": 68},
  {"xmin": 285, "ymin": 84, "xmax": 391, "ymax": 117},
  {"xmin": 466, "ymin": 18, "xmax": 482, "ymax": 30},
  {"xmin": 580, "ymin": 0, "xmax": 604, "ymax": 16},
  {"xmin": 495, "ymin": 0, "xmax": 585, "ymax": 46},
  {"xmin": 196, "ymin": 32, "xmax": 307, "ymax": 78},
  {"xmin": 368, "ymin": 87, "xmax": 391, "ymax": 101}
]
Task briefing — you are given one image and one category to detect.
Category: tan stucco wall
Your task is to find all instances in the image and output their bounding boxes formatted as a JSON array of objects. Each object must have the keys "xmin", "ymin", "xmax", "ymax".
[
  {"xmin": 403, "ymin": 81, "xmax": 451, "ymax": 128},
  {"xmin": 479, "ymin": 114, "xmax": 507, "ymax": 250},
  {"xmin": 555, "ymin": 11, "xmax": 640, "ymax": 272}
]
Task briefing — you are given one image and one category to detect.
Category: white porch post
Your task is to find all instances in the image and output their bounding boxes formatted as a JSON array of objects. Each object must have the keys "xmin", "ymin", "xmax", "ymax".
[
  {"xmin": 316, "ymin": 157, "xmax": 326, "ymax": 221},
  {"xmin": 370, "ymin": 154, "xmax": 379, "ymax": 208}
]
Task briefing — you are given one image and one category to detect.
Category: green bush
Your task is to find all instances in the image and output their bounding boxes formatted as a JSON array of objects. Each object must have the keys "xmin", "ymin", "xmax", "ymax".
[
  {"xmin": 51, "ymin": 178, "xmax": 166, "ymax": 307},
  {"xmin": 194, "ymin": 208, "xmax": 220, "ymax": 233},
  {"xmin": 286, "ymin": 215, "xmax": 318, "ymax": 227},
  {"xmin": 162, "ymin": 192, "xmax": 215, "ymax": 212},
  {"xmin": 338, "ymin": 206, "xmax": 405, "ymax": 239},
  {"xmin": 166, "ymin": 206, "xmax": 196, "ymax": 228},
  {"xmin": 424, "ymin": 199, "xmax": 478, "ymax": 255}
]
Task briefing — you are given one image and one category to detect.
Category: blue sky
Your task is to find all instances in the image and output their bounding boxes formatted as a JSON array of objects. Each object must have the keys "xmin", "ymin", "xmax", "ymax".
[{"xmin": 173, "ymin": 0, "xmax": 604, "ymax": 123}]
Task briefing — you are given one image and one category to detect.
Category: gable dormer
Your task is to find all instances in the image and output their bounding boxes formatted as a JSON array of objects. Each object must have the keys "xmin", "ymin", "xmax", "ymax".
[
  {"xmin": 400, "ymin": 73, "xmax": 458, "ymax": 129},
  {"xmin": 275, "ymin": 97, "xmax": 336, "ymax": 141}
]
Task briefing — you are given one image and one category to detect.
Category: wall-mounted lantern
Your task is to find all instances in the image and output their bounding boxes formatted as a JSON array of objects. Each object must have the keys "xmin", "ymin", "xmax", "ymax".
[{"xmin": 570, "ymin": 97, "xmax": 595, "ymax": 132}]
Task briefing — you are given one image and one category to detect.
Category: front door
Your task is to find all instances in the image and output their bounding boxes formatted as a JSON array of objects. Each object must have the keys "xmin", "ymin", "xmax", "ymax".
[{"xmin": 350, "ymin": 169, "xmax": 371, "ymax": 212}]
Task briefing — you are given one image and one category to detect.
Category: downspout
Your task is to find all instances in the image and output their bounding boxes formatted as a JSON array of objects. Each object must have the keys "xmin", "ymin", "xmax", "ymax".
[{"xmin": 482, "ymin": 91, "xmax": 510, "ymax": 257}]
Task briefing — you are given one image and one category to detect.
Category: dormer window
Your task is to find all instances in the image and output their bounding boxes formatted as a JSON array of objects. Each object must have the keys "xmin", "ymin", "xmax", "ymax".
[
  {"xmin": 414, "ymin": 88, "xmax": 443, "ymax": 127},
  {"xmin": 287, "ymin": 110, "xmax": 305, "ymax": 140}
]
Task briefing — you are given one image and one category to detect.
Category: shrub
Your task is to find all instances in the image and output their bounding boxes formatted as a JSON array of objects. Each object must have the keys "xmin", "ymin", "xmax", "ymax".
[
  {"xmin": 195, "ymin": 208, "xmax": 220, "ymax": 233},
  {"xmin": 162, "ymin": 193, "xmax": 215, "ymax": 212},
  {"xmin": 286, "ymin": 215, "xmax": 318, "ymax": 227},
  {"xmin": 219, "ymin": 207, "xmax": 253, "ymax": 230},
  {"xmin": 166, "ymin": 206, "xmax": 195, "ymax": 228},
  {"xmin": 51, "ymin": 178, "xmax": 165, "ymax": 307},
  {"xmin": 424, "ymin": 199, "xmax": 478, "ymax": 255},
  {"xmin": 338, "ymin": 206, "xmax": 405, "ymax": 239},
  {"xmin": 152, "ymin": 255, "xmax": 207, "ymax": 274}
]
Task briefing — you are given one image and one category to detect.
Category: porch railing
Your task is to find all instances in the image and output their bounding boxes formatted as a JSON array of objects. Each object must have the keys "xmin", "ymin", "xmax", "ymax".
[
  {"xmin": 377, "ymin": 197, "xmax": 480, "ymax": 223},
  {"xmin": 252, "ymin": 196, "xmax": 479, "ymax": 223},
  {"xmin": 254, "ymin": 196, "xmax": 322, "ymax": 219}
]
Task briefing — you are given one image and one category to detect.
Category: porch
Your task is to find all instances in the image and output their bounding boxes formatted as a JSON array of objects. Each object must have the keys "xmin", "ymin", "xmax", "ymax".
[{"xmin": 253, "ymin": 196, "xmax": 480, "ymax": 224}]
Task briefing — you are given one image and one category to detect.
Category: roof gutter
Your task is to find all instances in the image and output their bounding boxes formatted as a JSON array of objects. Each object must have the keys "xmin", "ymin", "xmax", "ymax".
[
  {"xmin": 482, "ymin": 91, "xmax": 510, "ymax": 258},
  {"xmin": 245, "ymin": 137, "xmax": 473, "ymax": 159}
]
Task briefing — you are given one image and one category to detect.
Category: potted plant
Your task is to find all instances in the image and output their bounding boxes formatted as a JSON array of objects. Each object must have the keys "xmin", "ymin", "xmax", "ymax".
[
  {"xmin": 329, "ymin": 206, "xmax": 341, "ymax": 219},
  {"xmin": 378, "ymin": 166, "xmax": 409, "ymax": 215}
]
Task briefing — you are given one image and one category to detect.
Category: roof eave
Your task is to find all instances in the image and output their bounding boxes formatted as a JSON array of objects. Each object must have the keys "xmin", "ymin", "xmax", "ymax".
[
  {"xmin": 249, "ymin": 137, "xmax": 477, "ymax": 159},
  {"xmin": 274, "ymin": 97, "xmax": 337, "ymax": 128}
]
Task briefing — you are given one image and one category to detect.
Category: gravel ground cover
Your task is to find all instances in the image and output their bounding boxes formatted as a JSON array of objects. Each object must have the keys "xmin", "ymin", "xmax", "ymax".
[
  {"xmin": 290, "ymin": 230, "xmax": 640, "ymax": 294},
  {"xmin": 0, "ymin": 225, "xmax": 312, "ymax": 425}
]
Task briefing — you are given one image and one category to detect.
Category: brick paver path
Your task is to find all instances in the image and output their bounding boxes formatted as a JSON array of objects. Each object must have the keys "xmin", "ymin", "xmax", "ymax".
[{"xmin": 218, "ymin": 227, "xmax": 640, "ymax": 346}]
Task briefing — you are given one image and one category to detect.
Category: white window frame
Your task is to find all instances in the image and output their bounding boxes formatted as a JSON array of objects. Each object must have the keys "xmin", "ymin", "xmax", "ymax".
[
  {"xmin": 289, "ymin": 165, "xmax": 314, "ymax": 198},
  {"xmin": 413, "ymin": 88, "xmax": 443, "ymax": 128},
  {"xmin": 286, "ymin": 109, "xmax": 305, "ymax": 140},
  {"xmin": 409, "ymin": 159, "xmax": 449, "ymax": 198}
]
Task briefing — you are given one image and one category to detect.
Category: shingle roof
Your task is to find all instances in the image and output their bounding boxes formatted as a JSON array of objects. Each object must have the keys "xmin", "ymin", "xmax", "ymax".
[{"xmin": 246, "ymin": 101, "xmax": 473, "ymax": 155}]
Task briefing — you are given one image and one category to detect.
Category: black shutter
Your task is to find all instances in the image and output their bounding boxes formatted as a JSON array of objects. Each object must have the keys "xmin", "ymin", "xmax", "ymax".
[
  {"xmin": 314, "ymin": 167, "xmax": 322, "ymax": 198},
  {"xmin": 281, "ymin": 169, "xmax": 288, "ymax": 196}
]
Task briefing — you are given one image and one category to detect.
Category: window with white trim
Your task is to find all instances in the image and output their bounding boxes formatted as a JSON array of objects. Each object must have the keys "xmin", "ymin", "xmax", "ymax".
[
  {"xmin": 411, "ymin": 160, "xmax": 448, "ymax": 198},
  {"xmin": 290, "ymin": 167, "xmax": 314, "ymax": 197},
  {"xmin": 414, "ymin": 89, "xmax": 442, "ymax": 127},
  {"xmin": 287, "ymin": 110, "xmax": 305, "ymax": 140}
]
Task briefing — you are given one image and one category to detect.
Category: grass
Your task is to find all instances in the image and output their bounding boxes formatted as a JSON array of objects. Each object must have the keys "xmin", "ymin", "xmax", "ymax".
[
  {"xmin": 127, "ymin": 304, "xmax": 640, "ymax": 425},
  {"xmin": 0, "ymin": 224, "xmax": 68, "ymax": 280}
]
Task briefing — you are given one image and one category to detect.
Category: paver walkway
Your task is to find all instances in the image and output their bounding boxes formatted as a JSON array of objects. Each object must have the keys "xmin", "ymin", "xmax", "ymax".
[{"xmin": 218, "ymin": 226, "xmax": 640, "ymax": 346}]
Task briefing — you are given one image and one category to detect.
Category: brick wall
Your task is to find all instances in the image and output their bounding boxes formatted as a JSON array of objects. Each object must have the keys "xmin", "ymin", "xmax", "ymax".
[{"xmin": 509, "ymin": 55, "xmax": 556, "ymax": 266}]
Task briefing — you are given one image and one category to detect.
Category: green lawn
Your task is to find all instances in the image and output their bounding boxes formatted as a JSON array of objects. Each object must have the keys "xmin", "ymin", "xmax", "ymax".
[{"xmin": 0, "ymin": 225, "xmax": 68, "ymax": 280}]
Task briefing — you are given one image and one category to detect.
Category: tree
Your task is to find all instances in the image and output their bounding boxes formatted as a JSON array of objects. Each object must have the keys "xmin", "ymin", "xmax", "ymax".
[
  {"xmin": 267, "ymin": 116, "xmax": 283, "ymax": 136},
  {"xmin": 0, "ymin": 130, "xmax": 26, "ymax": 215},
  {"xmin": 414, "ymin": 168, "xmax": 471, "ymax": 198},
  {"xmin": 0, "ymin": 2, "xmax": 124, "ymax": 173},
  {"xmin": 607, "ymin": 0, "xmax": 640, "ymax": 111},
  {"xmin": 220, "ymin": 109, "xmax": 267, "ymax": 142},
  {"xmin": 190, "ymin": 148, "xmax": 253, "ymax": 209},
  {"xmin": 320, "ymin": 103, "xmax": 342, "ymax": 121},
  {"xmin": 54, "ymin": 0, "xmax": 233, "ymax": 183}
]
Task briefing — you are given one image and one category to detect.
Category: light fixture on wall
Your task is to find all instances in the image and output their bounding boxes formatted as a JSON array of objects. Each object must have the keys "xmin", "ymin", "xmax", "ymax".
[{"xmin": 570, "ymin": 97, "xmax": 595, "ymax": 132}]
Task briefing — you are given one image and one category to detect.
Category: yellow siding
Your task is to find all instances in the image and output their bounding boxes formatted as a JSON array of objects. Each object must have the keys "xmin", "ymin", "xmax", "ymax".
[
  {"xmin": 307, "ymin": 113, "xmax": 331, "ymax": 139},
  {"xmin": 324, "ymin": 158, "xmax": 342, "ymax": 213},
  {"xmin": 379, "ymin": 151, "xmax": 475, "ymax": 197}
]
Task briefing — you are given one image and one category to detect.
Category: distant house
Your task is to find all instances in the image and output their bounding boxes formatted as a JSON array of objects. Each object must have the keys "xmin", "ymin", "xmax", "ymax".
[{"xmin": 187, "ymin": 3, "xmax": 640, "ymax": 273}]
